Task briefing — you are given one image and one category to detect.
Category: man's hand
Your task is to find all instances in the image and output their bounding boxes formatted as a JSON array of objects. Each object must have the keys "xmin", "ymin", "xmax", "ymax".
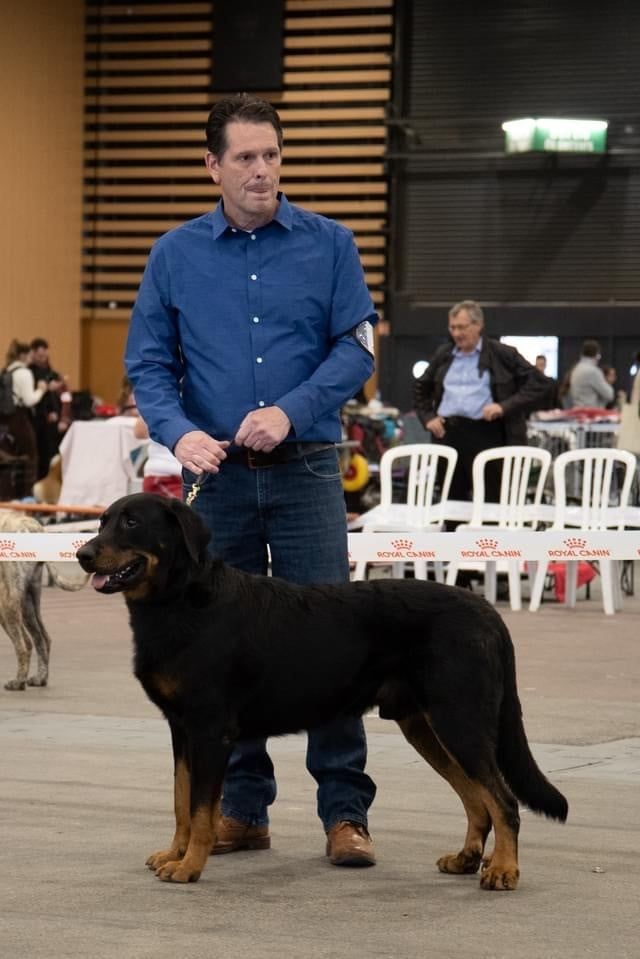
[
  {"xmin": 174, "ymin": 430, "xmax": 230, "ymax": 474},
  {"xmin": 234, "ymin": 406, "xmax": 291, "ymax": 452},
  {"xmin": 482, "ymin": 403, "xmax": 504, "ymax": 422},
  {"xmin": 426, "ymin": 415, "xmax": 446, "ymax": 439}
]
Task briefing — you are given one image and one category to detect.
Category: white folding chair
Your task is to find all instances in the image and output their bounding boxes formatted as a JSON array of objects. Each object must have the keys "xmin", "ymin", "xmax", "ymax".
[
  {"xmin": 352, "ymin": 444, "xmax": 458, "ymax": 581},
  {"xmin": 529, "ymin": 448, "xmax": 637, "ymax": 615},
  {"xmin": 445, "ymin": 445, "xmax": 552, "ymax": 610}
]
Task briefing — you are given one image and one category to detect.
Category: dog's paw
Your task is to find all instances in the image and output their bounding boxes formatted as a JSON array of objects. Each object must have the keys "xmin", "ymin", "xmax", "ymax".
[
  {"xmin": 479, "ymin": 863, "xmax": 519, "ymax": 891},
  {"xmin": 437, "ymin": 850, "xmax": 482, "ymax": 875},
  {"xmin": 27, "ymin": 676, "xmax": 47, "ymax": 687},
  {"xmin": 155, "ymin": 858, "xmax": 201, "ymax": 883},
  {"xmin": 146, "ymin": 848, "xmax": 184, "ymax": 871},
  {"xmin": 4, "ymin": 679, "xmax": 26, "ymax": 691}
]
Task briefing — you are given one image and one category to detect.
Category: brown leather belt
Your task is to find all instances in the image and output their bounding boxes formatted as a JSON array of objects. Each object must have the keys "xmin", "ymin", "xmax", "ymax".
[{"xmin": 224, "ymin": 442, "xmax": 335, "ymax": 469}]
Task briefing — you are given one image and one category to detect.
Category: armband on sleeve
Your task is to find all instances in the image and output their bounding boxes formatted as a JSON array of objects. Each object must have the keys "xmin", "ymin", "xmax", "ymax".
[{"xmin": 350, "ymin": 320, "xmax": 375, "ymax": 357}]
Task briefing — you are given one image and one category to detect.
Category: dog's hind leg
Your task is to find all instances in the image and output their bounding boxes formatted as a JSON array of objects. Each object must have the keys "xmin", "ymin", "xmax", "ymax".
[
  {"xmin": 409, "ymin": 705, "xmax": 521, "ymax": 890},
  {"xmin": 1, "ymin": 615, "xmax": 32, "ymax": 691},
  {"xmin": 397, "ymin": 712, "xmax": 492, "ymax": 878},
  {"xmin": 24, "ymin": 576, "xmax": 51, "ymax": 687}
]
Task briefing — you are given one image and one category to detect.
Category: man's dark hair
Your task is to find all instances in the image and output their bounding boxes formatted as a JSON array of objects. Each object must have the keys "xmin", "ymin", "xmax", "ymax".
[
  {"xmin": 581, "ymin": 339, "xmax": 601, "ymax": 358},
  {"xmin": 30, "ymin": 337, "xmax": 49, "ymax": 351},
  {"xmin": 205, "ymin": 94, "xmax": 284, "ymax": 157}
]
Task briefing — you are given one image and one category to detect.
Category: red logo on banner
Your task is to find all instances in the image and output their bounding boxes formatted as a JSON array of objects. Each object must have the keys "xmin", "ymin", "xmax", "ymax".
[
  {"xmin": 547, "ymin": 535, "xmax": 610, "ymax": 559},
  {"xmin": 376, "ymin": 536, "xmax": 436, "ymax": 560},
  {"xmin": 460, "ymin": 536, "xmax": 521, "ymax": 560}
]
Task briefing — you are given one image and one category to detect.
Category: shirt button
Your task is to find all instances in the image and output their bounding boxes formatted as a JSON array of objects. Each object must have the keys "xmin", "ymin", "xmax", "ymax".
[
  {"xmin": 258, "ymin": 400, "xmax": 265, "ymax": 407},
  {"xmin": 256, "ymin": 357, "xmax": 263, "ymax": 364},
  {"xmin": 252, "ymin": 316, "xmax": 260, "ymax": 323},
  {"xmin": 250, "ymin": 234, "xmax": 256, "ymax": 240},
  {"xmin": 231, "ymin": 228, "xmax": 237, "ymax": 233},
  {"xmin": 250, "ymin": 273, "xmax": 257, "ymax": 280}
]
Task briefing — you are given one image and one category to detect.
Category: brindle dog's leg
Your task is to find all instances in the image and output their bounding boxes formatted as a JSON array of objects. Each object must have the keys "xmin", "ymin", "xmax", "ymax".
[
  {"xmin": 146, "ymin": 722, "xmax": 191, "ymax": 872},
  {"xmin": 24, "ymin": 575, "xmax": 51, "ymax": 687},
  {"xmin": 154, "ymin": 728, "xmax": 230, "ymax": 883},
  {"xmin": 397, "ymin": 712, "xmax": 493, "ymax": 878},
  {"xmin": 1, "ymin": 617, "xmax": 32, "ymax": 690}
]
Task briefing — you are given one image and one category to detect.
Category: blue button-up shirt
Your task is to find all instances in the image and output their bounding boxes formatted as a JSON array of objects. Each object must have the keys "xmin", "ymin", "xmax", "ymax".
[
  {"xmin": 437, "ymin": 339, "xmax": 493, "ymax": 419},
  {"xmin": 125, "ymin": 193, "xmax": 377, "ymax": 450}
]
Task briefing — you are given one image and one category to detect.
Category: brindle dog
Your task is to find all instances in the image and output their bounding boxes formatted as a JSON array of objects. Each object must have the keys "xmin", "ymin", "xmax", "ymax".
[
  {"xmin": 0, "ymin": 510, "xmax": 87, "ymax": 690},
  {"xmin": 77, "ymin": 493, "xmax": 568, "ymax": 889}
]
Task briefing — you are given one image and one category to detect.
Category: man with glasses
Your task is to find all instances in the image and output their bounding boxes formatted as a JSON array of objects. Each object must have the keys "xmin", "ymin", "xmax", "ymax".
[{"xmin": 414, "ymin": 299, "xmax": 548, "ymax": 503}]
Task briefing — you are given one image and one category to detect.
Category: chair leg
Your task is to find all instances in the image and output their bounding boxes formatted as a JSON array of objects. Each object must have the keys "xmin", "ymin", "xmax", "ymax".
[
  {"xmin": 445, "ymin": 562, "xmax": 458, "ymax": 586},
  {"xmin": 529, "ymin": 560, "xmax": 548, "ymax": 612},
  {"xmin": 612, "ymin": 560, "xmax": 624, "ymax": 611},
  {"xmin": 599, "ymin": 560, "xmax": 617, "ymax": 615},
  {"xmin": 507, "ymin": 561, "xmax": 522, "ymax": 611},
  {"xmin": 484, "ymin": 562, "xmax": 497, "ymax": 604},
  {"xmin": 433, "ymin": 561, "xmax": 445, "ymax": 584},
  {"xmin": 565, "ymin": 562, "xmax": 578, "ymax": 608},
  {"xmin": 353, "ymin": 560, "xmax": 367, "ymax": 581},
  {"xmin": 392, "ymin": 563, "xmax": 405, "ymax": 579},
  {"xmin": 413, "ymin": 559, "xmax": 428, "ymax": 580}
]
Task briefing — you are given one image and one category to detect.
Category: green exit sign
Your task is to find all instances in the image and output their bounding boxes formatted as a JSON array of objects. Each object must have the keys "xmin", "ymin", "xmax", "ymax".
[{"xmin": 502, "ymin": 118, "xmax": 608, "ymax": 155}]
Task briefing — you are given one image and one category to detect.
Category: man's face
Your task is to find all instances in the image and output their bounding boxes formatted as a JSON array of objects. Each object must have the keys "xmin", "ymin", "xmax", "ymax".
[
  {"xmin": 535, "ymin": 357, "xmax": 547, "ymax": 373},
  {"xmin": 205, "ymin": 121, "xmax": 281, "ymax": 230},
  {"xmin": 32, "ymin": 346, "xmax": 49, "ymax": 366},
  {"xmin": 448, "ymin": 309, "xmax": 482, "ymax": 353}
]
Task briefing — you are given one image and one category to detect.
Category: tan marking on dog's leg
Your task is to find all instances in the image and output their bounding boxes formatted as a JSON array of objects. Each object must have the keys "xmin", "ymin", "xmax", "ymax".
[
  {"xmin": 398, "ymin": 713, "xmax": 492, "ymax": 876},
  {"xmin": 477, "ymin": 788, "xmax": 520, "ymax": 891},
  {"xmin": 146, "ymin": 758, "xmax": 191, "ymax": 871},
  {"xmin": 155, "ymin": 800, "xmax": 219, "ymax": 883}
]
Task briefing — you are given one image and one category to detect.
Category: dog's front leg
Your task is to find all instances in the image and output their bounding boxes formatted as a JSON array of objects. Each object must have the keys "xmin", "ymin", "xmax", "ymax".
[
  {"xmin": 154, "ymin": 728, "xmax": 231, "ymax": 884},
  {"xmin": 146, "ymin": 721, "xmax": 191, "ymax": 872}
]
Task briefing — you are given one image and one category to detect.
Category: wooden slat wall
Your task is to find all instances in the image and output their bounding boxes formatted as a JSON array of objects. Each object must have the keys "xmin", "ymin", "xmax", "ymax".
[{"xmin": 83, "ymin": 0, "xmax": 393, "ymax": 401}]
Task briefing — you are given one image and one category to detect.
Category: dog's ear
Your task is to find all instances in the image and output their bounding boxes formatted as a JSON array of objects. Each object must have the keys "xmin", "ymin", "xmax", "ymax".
[{"xmin": 167, "ymin": 499, "xmax": 211, "ymax": 564}]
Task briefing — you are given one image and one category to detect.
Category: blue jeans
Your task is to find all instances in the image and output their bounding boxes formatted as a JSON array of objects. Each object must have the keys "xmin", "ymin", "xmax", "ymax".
[{"xmin": 185, "ymin": 448, "xmax": 376, "ymax": 832}]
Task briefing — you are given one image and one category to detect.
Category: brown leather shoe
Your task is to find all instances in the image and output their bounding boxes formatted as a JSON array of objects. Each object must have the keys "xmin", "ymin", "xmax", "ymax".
[
  {"xmin": 326, "ymin": 821, "xmax": 376, "ymax": 867},
  {"xmin": 211, "ymin": 815, "xmax": 271, "ymax": 855}
]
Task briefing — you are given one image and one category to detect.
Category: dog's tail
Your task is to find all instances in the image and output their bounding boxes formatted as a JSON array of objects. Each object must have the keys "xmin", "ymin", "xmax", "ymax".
[
  {"xmin": 45, "ymin": 563, "xmax": 89, "ymax": 592},
  {"xmin": 496, "ymin": 622, "xmax": 568, "ymax": 822}
]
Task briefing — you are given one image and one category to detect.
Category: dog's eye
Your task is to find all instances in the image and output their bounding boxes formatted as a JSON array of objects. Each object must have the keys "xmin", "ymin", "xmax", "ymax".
[{"xmin": 122, "ymin": 515, "xmax": 139, "ymax": 529}]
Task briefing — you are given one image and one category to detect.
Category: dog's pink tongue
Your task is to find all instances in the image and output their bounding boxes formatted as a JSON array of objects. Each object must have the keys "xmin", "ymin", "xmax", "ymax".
[{"xmin": 91, "ymin": 573, "xmax": 109, "ymax": 590}]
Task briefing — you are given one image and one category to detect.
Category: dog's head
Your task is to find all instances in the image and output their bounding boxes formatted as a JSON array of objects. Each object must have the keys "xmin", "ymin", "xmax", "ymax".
[{"xmin": 76, "ymin": 493, "xmax": 211, "ymax": 601}]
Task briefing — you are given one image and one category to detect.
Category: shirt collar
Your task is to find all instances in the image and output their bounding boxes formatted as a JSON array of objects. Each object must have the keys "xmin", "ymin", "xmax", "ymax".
[
  {"xmin": 453, "ymin": 336, "xmax": 483, "ymax": 357},
  {"xmin": 211, "ymin": 191, "xmax": 292, "ymax": 239}
]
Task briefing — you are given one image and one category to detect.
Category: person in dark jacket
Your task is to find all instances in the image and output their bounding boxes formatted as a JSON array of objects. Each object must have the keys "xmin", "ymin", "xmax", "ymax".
[{"xmin": 414, "ymin": 300, "xmax": 549, "ymax": 502}]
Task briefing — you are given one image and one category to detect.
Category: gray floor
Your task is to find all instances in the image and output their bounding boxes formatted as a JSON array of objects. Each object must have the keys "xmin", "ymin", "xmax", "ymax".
[{"xmin": 1, "ymin": 569, "xmax": 638, "ymax": 959}]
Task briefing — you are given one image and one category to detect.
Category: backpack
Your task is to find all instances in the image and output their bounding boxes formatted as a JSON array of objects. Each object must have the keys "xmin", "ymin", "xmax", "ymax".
[{"xmin": 0, "ymin": 368, "xmax": 16, "ymax": 416}]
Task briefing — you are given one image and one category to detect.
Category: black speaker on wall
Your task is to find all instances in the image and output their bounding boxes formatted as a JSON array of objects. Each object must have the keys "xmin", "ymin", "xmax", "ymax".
[{"xmin": 212, "ymin": 0, "xmax": 284, "ymax": 92}]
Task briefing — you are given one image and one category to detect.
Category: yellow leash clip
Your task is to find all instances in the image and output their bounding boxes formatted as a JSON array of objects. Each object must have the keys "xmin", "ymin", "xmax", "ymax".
[{"xmin": 186, "ymin": 472, "xmax": 208, "ymax": 507}]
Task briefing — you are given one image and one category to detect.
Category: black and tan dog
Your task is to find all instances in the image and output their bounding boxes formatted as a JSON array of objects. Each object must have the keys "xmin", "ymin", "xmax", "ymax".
[{"xmin": 76, "ymin": 493, "xmax": 568, "ymax": 889}]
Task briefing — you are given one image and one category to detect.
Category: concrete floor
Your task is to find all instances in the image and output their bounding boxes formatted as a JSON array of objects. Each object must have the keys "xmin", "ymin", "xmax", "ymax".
[{"xmin": 1, "ymin": 570, "xmax": 638, "ymax": 959}]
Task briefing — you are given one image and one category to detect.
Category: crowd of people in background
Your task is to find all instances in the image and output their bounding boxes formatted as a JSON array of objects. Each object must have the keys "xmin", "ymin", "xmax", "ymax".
[
  {"xmin": 1, "ymin": 324, "xmax": 638, "ymax": 507},
  {"xmin": 0, "ymin": 338, "xmax": 67, "ymax": 500}
]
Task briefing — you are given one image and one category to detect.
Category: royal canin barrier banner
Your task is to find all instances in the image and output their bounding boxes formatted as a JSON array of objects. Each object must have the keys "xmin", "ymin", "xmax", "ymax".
[{"xmin": 1, "ymin": 531, "xmax": 640, "ymax": 563}]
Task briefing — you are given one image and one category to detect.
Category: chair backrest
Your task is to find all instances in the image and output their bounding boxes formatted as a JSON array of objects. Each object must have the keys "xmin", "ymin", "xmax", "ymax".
[
  {"xmin": 378, "ymin": 444, "xmax": 458, "ymax": 523},
  {"xmin": 470, "ymin": 445, "xmax": 552, "ymax": 528},
  {"xmin": 551, "ymin": 447, "xmax": 637, "ymax": 530}
]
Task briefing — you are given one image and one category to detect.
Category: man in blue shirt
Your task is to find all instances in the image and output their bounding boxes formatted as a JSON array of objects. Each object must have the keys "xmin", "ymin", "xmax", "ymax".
[{"xmin": 125, "ymin": 94, "xmax": 378, "ymax": 867}]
